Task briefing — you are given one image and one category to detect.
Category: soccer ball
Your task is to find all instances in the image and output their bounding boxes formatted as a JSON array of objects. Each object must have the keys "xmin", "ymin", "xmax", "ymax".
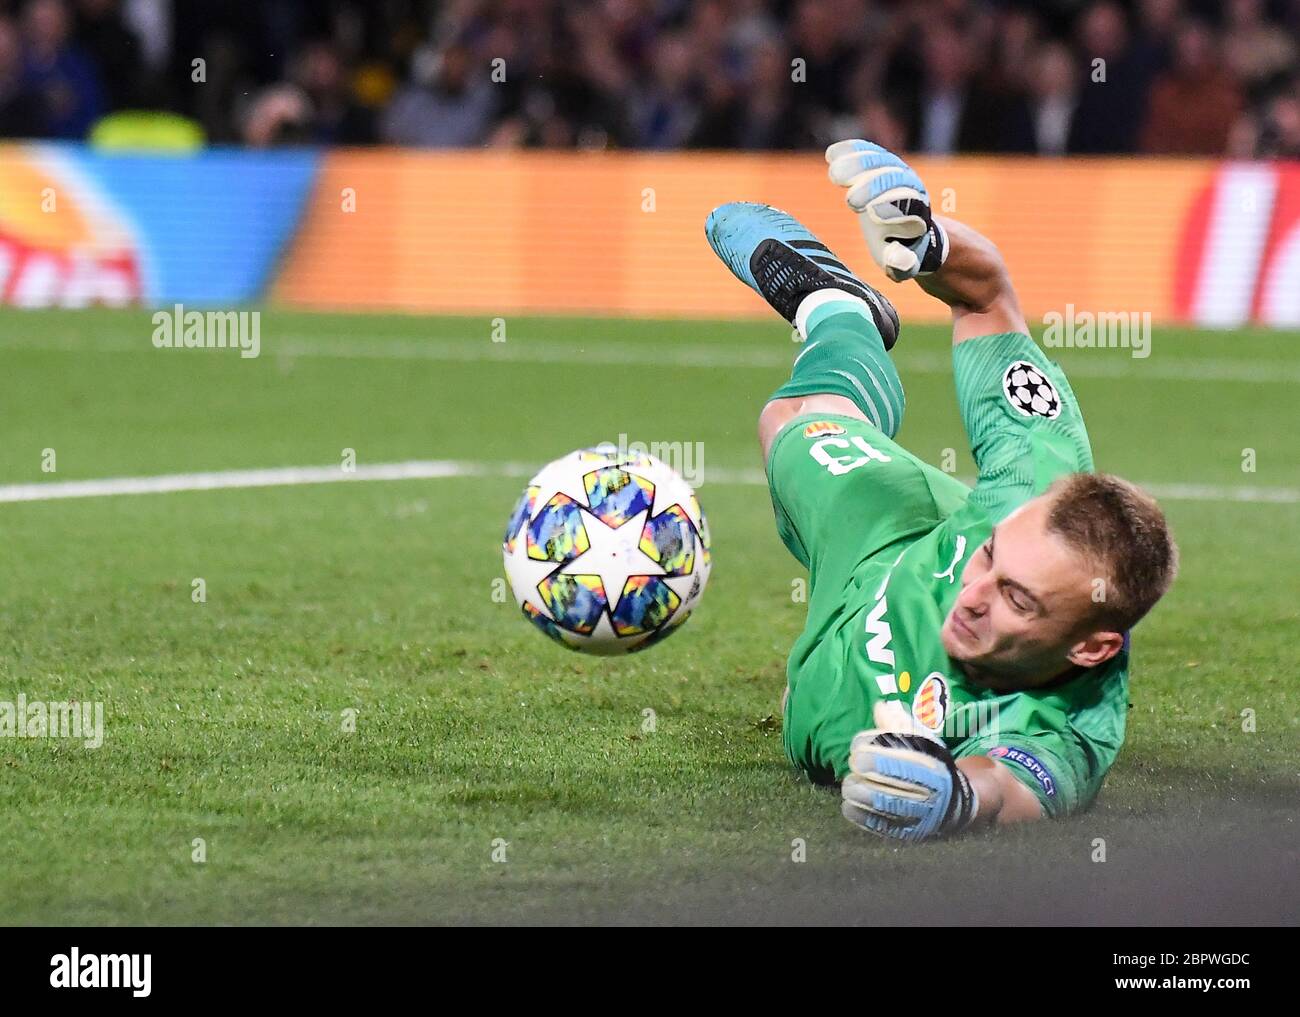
[{"xmin": 502, "ymin": 446, "xmax": 711, "ymax": 654}]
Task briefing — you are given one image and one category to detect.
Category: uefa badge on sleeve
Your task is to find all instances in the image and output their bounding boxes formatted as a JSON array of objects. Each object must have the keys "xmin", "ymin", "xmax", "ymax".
[{"xmin": 1002, "ymin": 361, "xmax": 1062, "ymax": 419}]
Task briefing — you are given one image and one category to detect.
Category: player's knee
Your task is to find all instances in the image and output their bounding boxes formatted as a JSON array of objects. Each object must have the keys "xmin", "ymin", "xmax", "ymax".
[
  {"xmin": 759, "ymin": 395, "xmax": 874, "ymax": 461},
  {"xmin": 758, "ymin": 398, "xmax": 801, "ymax": 459},
  {"xmin": 759, "ymin": 398, "xmax": 796, "ymax": 431}
]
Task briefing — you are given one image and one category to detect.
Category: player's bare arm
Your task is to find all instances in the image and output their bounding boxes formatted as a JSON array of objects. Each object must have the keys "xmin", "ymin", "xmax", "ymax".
[
  {"xmin": 959, "ymin": 754, "xmax": 1048, "ymax": 825},
  {"xmin": 922, "ymin": 216, "xmax": 1030, "ymax": 344}
]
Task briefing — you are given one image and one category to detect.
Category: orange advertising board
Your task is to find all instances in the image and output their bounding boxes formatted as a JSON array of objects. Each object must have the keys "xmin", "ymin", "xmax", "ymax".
[{"xmin": 273, "ymin": 152, "xmax": 1227, "ymax": 324}]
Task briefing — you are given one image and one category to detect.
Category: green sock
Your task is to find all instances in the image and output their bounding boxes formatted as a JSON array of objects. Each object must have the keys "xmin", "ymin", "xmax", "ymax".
[{"xmin": 769, "ymin": 299, "xmax": 905, "ymax": 437}]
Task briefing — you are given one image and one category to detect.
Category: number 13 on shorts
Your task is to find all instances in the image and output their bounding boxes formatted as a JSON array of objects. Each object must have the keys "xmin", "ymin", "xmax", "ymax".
[{"xmin": 810, "ymin": 435, "xmax": 893, "ymax": 476}]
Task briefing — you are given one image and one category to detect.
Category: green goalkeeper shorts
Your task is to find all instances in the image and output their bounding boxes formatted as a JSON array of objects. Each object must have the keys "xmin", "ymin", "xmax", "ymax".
[{"xmin": 765, "ymin": 413, "xmax": 972, "ymax": 600}]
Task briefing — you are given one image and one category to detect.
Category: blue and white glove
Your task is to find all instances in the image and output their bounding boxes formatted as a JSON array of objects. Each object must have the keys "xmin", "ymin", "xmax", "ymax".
[
  {"xmin": 841, "ymin": 723, "xmax": 979, "ymax": 843},
  {"xmin": 826, "ymin": 140, "xmax": 949, "ymax": 283}
]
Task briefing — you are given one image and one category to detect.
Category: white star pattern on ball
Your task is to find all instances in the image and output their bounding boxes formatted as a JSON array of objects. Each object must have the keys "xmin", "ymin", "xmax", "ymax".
[{"xmin": 563, "ymin": 508, "xmax": 663, "ymax": 612}]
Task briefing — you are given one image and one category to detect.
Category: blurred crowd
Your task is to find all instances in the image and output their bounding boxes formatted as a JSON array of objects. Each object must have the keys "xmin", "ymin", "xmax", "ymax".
[{"xmin": 2, "ymin": 0, "xmax": 1299, "ymax": 157}]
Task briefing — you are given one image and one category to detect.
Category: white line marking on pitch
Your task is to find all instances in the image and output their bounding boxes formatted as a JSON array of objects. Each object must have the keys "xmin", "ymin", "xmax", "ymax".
[
  {"xmin": 3, "ymin": 332, "xmax": 1298, "ymax": 384},
  {"xmin": 0, "ymin": 460, "xmax": 1295, "ymax": 505}
]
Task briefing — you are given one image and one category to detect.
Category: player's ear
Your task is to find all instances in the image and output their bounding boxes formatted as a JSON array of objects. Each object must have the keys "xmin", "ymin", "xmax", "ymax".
[{"xmin": 1066, "ymin": 630, "xmax": 1125, "ymax": 669}]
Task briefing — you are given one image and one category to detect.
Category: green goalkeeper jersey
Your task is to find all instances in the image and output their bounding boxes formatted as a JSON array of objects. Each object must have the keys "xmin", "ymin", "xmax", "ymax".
[{"xmin": 768, "ymin": 332, "xmax": 1128, "ymax": 818}]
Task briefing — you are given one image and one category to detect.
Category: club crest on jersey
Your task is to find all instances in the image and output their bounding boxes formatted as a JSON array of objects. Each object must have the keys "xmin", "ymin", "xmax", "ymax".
[
  {"xmin": 802, "ymin": 420, "xmax": 846, "ymax": 438},
  {"xmin": 1002, "ymin": 361, "xmax": 1062, "ymax": 419},
  {"xmin": 988, "ymin": 745, "xmax": 1057, "ymax": 796},
  {"xmin": 911, "ymin": 672, "xmax": 949, "ymax": 731}
]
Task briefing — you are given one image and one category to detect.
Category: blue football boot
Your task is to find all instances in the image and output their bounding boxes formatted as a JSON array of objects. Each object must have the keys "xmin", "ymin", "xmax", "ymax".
[{"xmin": 705, "ymin": 201, "xmax": 900, "ymax": 350}]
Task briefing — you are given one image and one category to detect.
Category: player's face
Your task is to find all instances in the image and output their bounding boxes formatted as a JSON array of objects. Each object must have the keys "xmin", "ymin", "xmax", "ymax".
[{"xmin": 940, "ymin": 497, "xmax": 1108, "ymax": 686}]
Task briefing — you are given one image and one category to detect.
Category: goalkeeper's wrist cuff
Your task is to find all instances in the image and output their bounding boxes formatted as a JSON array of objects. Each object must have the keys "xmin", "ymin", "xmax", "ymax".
[
  {"xmin": 918, "ymin": 220, "xmax": 949, "ymax": 276},
  {"xmin": 944, "ymin": 765, "xmax": 979, "ymax": 834}
]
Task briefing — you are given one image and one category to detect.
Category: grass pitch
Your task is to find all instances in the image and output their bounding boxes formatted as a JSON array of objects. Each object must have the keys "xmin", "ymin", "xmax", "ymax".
[{"xmin": 0, "ymin": 309, "xmax": 1296, "ymax": 925}]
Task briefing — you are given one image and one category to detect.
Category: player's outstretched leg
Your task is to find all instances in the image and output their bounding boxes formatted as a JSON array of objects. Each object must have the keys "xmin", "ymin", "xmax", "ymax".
[{"xmin": 705, "ymin": 201, "xmax": 906, "ymax": 440}]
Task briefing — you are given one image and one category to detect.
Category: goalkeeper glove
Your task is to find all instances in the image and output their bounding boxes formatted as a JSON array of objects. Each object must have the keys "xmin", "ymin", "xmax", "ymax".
[
  {"xmin": 841, "ymin": 727, "xmax": 979, "ymax": 843},
  {"xmin": 825, "ymin": 139, "xmax": 949, "ymax": 283}
]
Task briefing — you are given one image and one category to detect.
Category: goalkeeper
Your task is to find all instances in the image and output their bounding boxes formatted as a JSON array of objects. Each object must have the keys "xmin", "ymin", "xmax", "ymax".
[{"xmin": 704, "ymin": 141, "xmax": 1178, "ymax": 842}]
